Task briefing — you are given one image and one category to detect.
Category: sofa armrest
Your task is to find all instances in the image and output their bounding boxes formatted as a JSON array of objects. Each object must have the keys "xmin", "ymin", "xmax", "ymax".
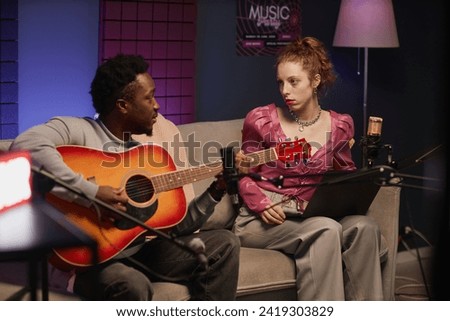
[{"xmin": 366, "ymin": 185, "xmax": 401, "ymax": 300}]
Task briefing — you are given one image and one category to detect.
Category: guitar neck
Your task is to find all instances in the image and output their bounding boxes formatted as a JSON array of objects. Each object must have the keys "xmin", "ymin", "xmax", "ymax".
[
  {"xmin": 246, "ymin": 147, "xmax": 278, "ymax": 167},
  {"xmin": 151, "ymin": 162, "xmax": 223, "ymax": 193},
  {"xmin": 151, "ymin": 147, "xmax": 278, "ymax": 192}
]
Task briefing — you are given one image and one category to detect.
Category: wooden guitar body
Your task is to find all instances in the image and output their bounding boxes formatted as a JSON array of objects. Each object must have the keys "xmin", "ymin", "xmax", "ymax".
[{"xmin": 48, "ymin": 144, "xmax": 189, "ymax": 269}]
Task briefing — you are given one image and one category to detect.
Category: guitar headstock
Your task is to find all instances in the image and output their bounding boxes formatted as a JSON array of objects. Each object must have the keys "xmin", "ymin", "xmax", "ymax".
[{"xmin": 276, "ymin": 138, "xmax": 311, "ymax": 163}]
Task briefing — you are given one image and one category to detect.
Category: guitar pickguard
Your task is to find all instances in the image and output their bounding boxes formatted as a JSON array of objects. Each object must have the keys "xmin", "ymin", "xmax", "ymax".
[{"xmin": 114, "ymin": 200, "xmax": 158, "ymax": 230}]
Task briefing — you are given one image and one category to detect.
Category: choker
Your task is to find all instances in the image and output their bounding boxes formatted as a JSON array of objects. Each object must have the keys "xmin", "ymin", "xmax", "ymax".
[{"xmin": 289, "ymin": 107, "xmax": 322, "ymax": 132}]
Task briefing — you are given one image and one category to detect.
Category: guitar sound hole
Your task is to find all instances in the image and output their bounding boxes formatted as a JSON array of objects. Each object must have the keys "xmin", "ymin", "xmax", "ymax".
[{"xmin": 125, "ymin": 175, "xmax": 154, "ymax": 203}]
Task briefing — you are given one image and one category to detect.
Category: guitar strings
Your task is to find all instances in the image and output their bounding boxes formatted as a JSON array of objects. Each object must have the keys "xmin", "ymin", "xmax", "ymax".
[
  {"xmin": 124, "ymin": 163, "xmax": 223, "ymax": 200},
  {"xmin": 122, "ymin": 147, "xmax": 278, "ymax": 201},
  {"xmin": 246, "ymin": 147, "xmax": 277, "ymax": 166},
  {"xmin": 122, "ymin": 148, "xmax": 276, "ymax": 201}
]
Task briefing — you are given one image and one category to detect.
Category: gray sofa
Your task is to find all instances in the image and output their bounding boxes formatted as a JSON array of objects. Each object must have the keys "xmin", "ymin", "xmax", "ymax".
[{"xmin": 0, "ymin": 118, "xmax": 401, "ymax": 300}]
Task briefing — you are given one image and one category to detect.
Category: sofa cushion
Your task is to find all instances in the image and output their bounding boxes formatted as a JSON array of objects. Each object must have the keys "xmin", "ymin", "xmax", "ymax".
[
  {"xmin": 237, "ymin": 247, "xmax": 296, "ymax": 300},
  {"xmin": 149, "ymin": 248, "xmax": 297, "ymax": 301}
]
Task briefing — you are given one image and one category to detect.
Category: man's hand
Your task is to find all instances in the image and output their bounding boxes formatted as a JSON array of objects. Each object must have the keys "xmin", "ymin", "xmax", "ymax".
[{"xmin": 95, "ymin": 186, "xmax": 128, "ymax": 221}]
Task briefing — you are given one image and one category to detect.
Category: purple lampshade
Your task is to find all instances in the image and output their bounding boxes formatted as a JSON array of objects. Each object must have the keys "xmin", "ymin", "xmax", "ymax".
[{"xmin": 333, "ymin": 0, "xmax": 399, "ymax": 48}]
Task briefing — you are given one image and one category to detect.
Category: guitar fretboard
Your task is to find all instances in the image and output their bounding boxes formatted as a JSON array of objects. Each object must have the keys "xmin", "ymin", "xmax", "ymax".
[
  {"xmin": 151, "ymin": 162, "xmax": 223, "ymax": 193},
  {"xmin": 151, "ymin": 147, "xmax": 278, "ymax": 192},
  {"xmin": 246, "ymin": 147, "xmax": 278, "ymax": 167}
]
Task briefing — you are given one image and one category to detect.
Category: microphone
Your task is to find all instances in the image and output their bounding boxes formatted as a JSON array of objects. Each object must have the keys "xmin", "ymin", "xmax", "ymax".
[
  {"xmin": 188, "ymin": 238, "xmax": 208, "ymax": 269},
  {"xmin": 220, "ymin": 147, "xmax": 240, "ymax": 208},
  {"xmin": 362, "ymin": 116, "xmax": 383, "ymax": 168}
]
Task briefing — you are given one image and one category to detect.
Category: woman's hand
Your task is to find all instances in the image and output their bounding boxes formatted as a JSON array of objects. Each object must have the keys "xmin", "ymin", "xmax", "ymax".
[{"xmin": 260, "ymin": 204, "xmax": 286, "ymax": 225}]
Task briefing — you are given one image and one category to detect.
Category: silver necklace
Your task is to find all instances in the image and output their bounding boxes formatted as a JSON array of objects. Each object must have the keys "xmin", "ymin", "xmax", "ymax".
[{"xmin": 289, "ymin": 107, "xmax": 322, "ymax": 132}]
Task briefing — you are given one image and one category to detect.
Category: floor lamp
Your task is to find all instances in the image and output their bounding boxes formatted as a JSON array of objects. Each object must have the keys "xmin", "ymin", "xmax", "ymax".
[{"xmin": 333, "ymin": 0, "xmax": 399, "ymax": 137}]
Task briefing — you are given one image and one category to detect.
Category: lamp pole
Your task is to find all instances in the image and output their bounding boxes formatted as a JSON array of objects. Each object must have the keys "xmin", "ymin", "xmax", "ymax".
[
  {"xmin": 363, "ymin": 47, "xmax": 368, "ymax": 137},
  {"xmin": 361, "ymin": 47, "xmax": 369, "ymax": 167}
]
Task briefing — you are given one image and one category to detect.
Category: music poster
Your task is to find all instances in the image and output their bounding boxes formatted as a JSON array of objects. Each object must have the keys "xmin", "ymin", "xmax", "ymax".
[{"xmin": 236, "ymin": 0, "xmax": 302, "ymax": 56}]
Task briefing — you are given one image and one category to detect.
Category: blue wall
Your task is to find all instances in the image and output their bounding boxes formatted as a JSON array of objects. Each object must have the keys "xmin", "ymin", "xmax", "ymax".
[
  {"xmin": 18, "ymin": 0, "xmax": 99, "ymax": 133},
  {"xmin": 196, "ymin": 0, "xmax": 281, "ymax": 122}
]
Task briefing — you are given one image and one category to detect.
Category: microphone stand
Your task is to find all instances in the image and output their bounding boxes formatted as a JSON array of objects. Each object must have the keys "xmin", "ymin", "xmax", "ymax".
[
  {"xmin": 220, "ymin": 147, "xmax": 241, "ymax": 213},
  {"xmin": 358, "ymin": 134, "xmax": 443, "ymax": 191},
  {"xmin": 31, "ymin": 165, "xmax": 209, "ymax": 270},
  {"xmin": 241, "ymin": 166, "xmax": 395, "ymax": 187},
  {"xmin": 239, "ymin": 165, "xmax": 442, "ymax": 192},
  {"xmin": 388, "ymin": 172, "xmax": 442, "ymax": 192}
]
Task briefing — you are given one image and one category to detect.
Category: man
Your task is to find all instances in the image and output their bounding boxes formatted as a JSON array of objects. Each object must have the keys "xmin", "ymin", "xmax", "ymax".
[{"xmin": 10, "ymin": 54, "xmax": 240, "ymax": 300}]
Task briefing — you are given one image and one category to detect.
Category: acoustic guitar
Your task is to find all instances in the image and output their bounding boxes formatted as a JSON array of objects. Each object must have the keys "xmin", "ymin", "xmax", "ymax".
[{"xmin": 47, "ymin": 139, "xmax": 309, "ymax": 269}]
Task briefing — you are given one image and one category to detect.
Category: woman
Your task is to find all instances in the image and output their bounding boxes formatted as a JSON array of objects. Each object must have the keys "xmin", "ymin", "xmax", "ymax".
[{"xmin": 234, "ymin": 37, "xmax": 386, "ymax": 300}]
